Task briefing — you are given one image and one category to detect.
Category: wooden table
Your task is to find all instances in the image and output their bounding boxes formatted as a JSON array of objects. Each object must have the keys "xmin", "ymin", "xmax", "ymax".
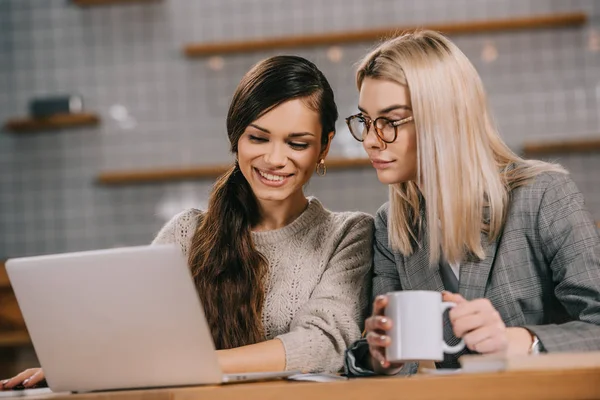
[{"xmin": 11, "ymin": 367, "xmax": 600, "ymax": 400}]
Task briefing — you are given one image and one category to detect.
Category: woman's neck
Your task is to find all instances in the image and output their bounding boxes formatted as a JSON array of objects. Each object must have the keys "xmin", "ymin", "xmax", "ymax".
[{"xmin": 253, "ymin": 191, "xmax": 309, "ymax": 232}]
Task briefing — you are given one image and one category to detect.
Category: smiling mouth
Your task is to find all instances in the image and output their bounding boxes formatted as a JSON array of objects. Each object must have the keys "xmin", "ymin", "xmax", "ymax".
[{"xmin": 254, "ymin": 168, "xmax": 293, "ymax": 185}]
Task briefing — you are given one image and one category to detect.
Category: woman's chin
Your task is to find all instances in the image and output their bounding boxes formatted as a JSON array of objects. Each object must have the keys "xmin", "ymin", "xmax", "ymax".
[
  {"xmin": 375, "ymin": 170, "xmax": 410, "ymax": 185},
  {"xmin": 253, "ymin": 187, "xmax": 294, "ymax": 203}
]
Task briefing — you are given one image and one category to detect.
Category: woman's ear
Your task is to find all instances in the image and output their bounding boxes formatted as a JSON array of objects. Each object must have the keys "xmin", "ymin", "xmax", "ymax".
[{"xmin": 319, "ymin": 131, "xmax": 335, "ymax": 159}]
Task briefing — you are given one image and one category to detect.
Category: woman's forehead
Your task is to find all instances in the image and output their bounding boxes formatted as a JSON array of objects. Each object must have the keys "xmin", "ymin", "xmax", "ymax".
[{"xmin": 358, "ymin": 78, "xmax": 411, "ymax": 116}]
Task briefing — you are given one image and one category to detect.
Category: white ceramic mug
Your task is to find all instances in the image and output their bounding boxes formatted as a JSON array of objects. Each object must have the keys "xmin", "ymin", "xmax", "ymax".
[{"xmin": 384, "ymin": 290, "xmax": 465, "ymax": 362}]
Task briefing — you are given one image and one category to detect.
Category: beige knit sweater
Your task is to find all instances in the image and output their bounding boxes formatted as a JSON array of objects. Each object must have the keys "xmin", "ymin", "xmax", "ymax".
[{"xmin": 151, "ymin": 197, "xmax": 373, "ymax": 373}]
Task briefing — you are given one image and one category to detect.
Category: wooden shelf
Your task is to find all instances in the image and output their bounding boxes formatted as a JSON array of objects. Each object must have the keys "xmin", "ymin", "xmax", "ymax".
[
  {"xmin": 184, "ymin": 12, "xmax": 587, "ymax": 57},
  {"xmin": 97, "ymin": 157, "xmax": 372, "ymax": 185},
  {"xmin": 523, "ymin": 137, "xmax": 600, "ymax": 156},
  {"xmin": 0, "ymin": 261, "xmax": 8, "ymax": 289},
  {"xmin": 72, "ymin": 0, "xmax": 160, "ymax": 6},
  {"xmin": 0, "ymin": 331, "xmax": 30, "ymax": 347},
  {"xmin": 4, "ymin": 113, "xmax": 100, "ymax": 133}
]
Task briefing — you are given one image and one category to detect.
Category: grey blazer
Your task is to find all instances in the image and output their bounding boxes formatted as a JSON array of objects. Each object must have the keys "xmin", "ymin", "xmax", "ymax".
[{"xmin": 345, "ymin": 171, "xmax": 600, "ymax": 375}]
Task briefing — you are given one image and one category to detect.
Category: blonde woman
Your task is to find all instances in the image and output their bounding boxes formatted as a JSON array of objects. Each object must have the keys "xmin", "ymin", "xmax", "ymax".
[{"xmin": 344, "ymin": 30, "xmax": 600, "ymax": 376}]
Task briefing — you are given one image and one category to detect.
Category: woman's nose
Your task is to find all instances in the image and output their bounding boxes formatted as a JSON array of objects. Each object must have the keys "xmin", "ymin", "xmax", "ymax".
[
  {"xmin": 264, "ymin": 143, "xmax": 288, "ymax": 167},
  {"xmin": 362, "ymin": 125, "xmax": 384, "ymax": 150}
]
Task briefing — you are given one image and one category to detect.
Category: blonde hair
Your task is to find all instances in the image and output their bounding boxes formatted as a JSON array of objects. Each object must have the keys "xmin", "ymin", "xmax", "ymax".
[{"xmin": 356, "ymin": 30, "xmax": 566, "ymax": 265}]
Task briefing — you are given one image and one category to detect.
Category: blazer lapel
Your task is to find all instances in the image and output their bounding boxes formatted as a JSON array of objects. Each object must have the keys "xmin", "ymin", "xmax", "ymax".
[
  {"xmin": 402, "ymin": 201, "xmax": 501, "ymax": 296},
  {"xmin": 403, "ymin": 218, "xmax": 444, "ymax": 292},
  {"xmin": 459, "ymin": 230, "xmax": 500, "ymax": 300}
]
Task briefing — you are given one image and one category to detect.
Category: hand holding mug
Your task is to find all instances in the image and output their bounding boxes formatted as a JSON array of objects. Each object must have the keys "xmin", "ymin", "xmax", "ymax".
[
  {"xmin": 365, "ymin": 291, "xmax": 466, "ymax": 375},
  {"xmin": 364, "ymin": 295, "xmax": 404, "ymax": 373},
  {"xmin": 443, "ymin": 292, "xmax": 533, "ymax": 355}
]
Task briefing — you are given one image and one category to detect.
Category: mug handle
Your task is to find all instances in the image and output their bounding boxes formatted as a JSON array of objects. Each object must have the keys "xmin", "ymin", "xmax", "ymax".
[{"xmin": 440, "ymin": 301, "xmax": 466, "ymax": 354}]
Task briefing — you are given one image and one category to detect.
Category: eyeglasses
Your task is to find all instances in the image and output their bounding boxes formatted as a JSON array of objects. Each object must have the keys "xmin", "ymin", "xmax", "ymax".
[{"xmin": 345, "ymin": 114, "xmax": 414, "ymax": 143}]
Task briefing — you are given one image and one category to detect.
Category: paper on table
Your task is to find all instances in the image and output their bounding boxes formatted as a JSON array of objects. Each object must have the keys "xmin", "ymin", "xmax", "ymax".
[{"xmin": 287, "ymin": 373, "xmax": 348, "ymax": 382}]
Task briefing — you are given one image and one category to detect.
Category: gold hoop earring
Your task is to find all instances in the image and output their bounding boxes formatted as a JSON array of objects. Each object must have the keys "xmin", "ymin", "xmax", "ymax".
[{"xmin": 316, "ymin": 159, "xmax": 326, "ymax": 176}]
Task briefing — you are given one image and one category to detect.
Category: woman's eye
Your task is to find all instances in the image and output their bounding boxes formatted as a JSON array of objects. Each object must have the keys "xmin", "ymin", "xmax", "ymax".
[
  {"xmin": 289, "ymin": 142, "xmax": 309, "ymax": 150},
  {"xmin": 389, "ymin": 116, "xmax": 408, "ymax": 126},
  {"xmin": 249, "ymin": 135, "xmax": 268, "ymax": 143}
]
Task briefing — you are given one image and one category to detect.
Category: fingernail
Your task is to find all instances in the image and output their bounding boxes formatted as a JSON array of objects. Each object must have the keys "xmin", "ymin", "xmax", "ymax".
[
  {"xmin": 0, "ymin": 380, "xmax": 7, "ymax": 385},
  {"xmin": 380, "ymin": 360, "xmax": 386, "ymax": 366},
  {"xmin": 23, "ymin": 379, "xmax": 29, "ymax": 385},
  {"xmin": 380, "ymin": 317, "xmax": 388, "ymax": 324}
]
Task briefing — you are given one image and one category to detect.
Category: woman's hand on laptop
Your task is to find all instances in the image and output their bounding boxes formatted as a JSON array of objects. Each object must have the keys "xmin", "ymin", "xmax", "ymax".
[
  {"xmin": 364, "ymin": 295, "xmax": 404, "ymax": 375},
  {"xmin": 0, "ymin": 368, "xmax": 45, "ymax": 390}
]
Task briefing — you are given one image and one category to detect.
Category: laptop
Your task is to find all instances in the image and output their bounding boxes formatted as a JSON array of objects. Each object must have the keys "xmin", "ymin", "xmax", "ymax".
[{"xmin": 6, "ymin": 245, "xmax": 299, "ymax": 393}]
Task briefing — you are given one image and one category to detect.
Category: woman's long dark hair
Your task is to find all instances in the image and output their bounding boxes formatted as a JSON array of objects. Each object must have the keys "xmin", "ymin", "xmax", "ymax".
[{"xmin": 188, "ymin": 55, "xmax": 338, "ymax": 349}]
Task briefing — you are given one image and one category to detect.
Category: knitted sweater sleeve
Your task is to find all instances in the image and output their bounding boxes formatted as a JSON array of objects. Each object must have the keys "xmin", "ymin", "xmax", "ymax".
[{"xmin": 275, "ymin": 214, "xmax": 374, "ymax": 373}]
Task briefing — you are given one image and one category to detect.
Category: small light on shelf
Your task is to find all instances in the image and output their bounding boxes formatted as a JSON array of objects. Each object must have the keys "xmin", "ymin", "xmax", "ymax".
[
  {"xmin": 588, "ymin": 28, "xmax": 600, "ymax": 52},
  {"xmin": 327, "ymin": 46, "xmax": 344, "ymax": 63},
  {"xmin": 208, "ymin": 56, "xmax": 225, "ymax": 71},
  {"xmin": 481, "ymin": 41, "xmax": 498, "ymax": 63}
]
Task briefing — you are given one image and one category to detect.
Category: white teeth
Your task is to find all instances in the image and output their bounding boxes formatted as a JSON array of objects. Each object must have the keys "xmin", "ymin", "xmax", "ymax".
[{"xmin": 258, "ymin": 170, "xmax": 284, "ymax": 182}]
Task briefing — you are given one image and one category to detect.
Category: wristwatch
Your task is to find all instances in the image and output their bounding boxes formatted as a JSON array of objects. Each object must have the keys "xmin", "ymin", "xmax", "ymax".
[{"xmin": 529, "ymin": 333, "xmax": 542, "ymax": 355}]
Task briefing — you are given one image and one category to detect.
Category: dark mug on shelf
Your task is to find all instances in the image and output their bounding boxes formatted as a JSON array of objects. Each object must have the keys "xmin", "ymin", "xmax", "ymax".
[{"xmin": 29, "ymin": 95, "xmax": 83, "ymax": 118}]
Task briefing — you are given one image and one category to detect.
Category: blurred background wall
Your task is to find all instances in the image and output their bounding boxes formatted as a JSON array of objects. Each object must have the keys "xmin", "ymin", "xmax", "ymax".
[{"xmin": 0, "ymin": 0, "xmax": 598, "ymax": 375}]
